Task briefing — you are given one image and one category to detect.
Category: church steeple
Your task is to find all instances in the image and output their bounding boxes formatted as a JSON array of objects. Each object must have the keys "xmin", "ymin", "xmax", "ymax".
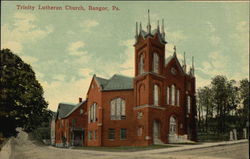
[
  {"xmin": 173, "ymin": 45, "xmax": 177, "ymax": 57},
  {"xmin": 147, "ymin": 9, "xmax": 151, "ymax": 34},
  {"xmin": 183, "ymin": 52, "xmax": 187, "ymax": 73},
  {"xmin": 161, "ymin": 19, "xmax": 165, "ymax": 40},
  {"xmin": 135, "ymin": 22, "xmax": 138, "ymax": 40}
]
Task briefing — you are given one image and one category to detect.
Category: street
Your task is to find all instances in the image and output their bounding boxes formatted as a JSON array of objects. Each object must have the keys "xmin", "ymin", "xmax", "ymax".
[{"xmin": 0, "ymin": 130, "xmax": 248, "ymax": 159}]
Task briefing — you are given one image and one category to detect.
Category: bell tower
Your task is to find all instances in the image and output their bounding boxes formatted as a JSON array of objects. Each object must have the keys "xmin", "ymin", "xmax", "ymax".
[{"xmin": 133, "ymin": 10, "xmax": 167, "ymax": 107}]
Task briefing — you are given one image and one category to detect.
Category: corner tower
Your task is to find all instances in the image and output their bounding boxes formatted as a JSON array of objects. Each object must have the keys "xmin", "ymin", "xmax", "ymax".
[{"xmin": 134, "ymin": 10, "xmax": 167, "ymax": 107}]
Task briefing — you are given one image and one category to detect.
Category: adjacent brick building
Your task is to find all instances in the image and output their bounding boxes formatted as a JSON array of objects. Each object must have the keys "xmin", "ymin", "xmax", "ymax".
[{"xmin": 54, "ymin": 11, "xmax": 197, "ymax": 147}]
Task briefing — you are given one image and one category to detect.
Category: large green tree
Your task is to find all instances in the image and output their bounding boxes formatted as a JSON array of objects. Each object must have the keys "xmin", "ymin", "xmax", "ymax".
[{"xmin": 0, "ymin": 49, "xmax": 51, "ymax": 137}]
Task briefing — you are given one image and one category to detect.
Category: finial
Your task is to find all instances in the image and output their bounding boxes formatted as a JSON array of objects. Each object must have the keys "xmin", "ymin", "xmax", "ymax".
[
  {"xmin": 147, "ymin": 9, "xmax": 151, "ymax": 34},
  {"xmin": 140, "ymin": 22, "xmax": 142, "ymax": 32},
  {"xmin": 135, "ymin": 22, "xmax": 138, "ymax": 39},
  {"xmin": 173, "ymin": 45, "xmax": 177, "ymax": 56},
  {"xmin": 157, "ymin": 20, "xmax": 160, "ymax": 32},
  {"xmin": 192, "ymin": 56, "xmax": 195, "ymax": 75},
  {"xmin": 161, "ymin": 19, "xmax": 165, "ymax": 39},
  {"xmin": 183, "ymin": 52, "xmax": 187, "ymax": 73}
]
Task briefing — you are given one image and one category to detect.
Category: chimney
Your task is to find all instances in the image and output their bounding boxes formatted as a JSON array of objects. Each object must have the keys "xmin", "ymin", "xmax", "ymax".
[{"xmin": 79, "ymin": 97, "xmax": 82, "ymax": 103}]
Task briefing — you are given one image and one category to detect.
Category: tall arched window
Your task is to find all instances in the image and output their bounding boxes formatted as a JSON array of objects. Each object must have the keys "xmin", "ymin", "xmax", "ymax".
[
  {"xmin": 89, "ymin": 103, "xmax": 97, "ymax": 123},
  {"xmin": 139, "ymin": 54, "xmax": 144, "ymax": 74},
  {"xmin": 171, "ymin": 85, "xmax": 175, "ymax": 105},
  {"xmin": 110, "ymin": 98, "xmax": 126, "ymax": 120},
  {"xmin": 176, "ymin": 89, "xmax": 180, "ymax": 106},
  {"xmin": 166, "ymin": 86, "xmax": 170, "ymax": 104},
  {"xmin": 169, "ymin": 116, "xmax": 177, "ymax": 134},
  {"xmin": 153, "ymin": 84, "xmax": 159, "ymax": 106},
  {"xmin": 153, "ymin": 53, "xmax": 159, "ymax": 73},
  {"xmin": 187, "ymin": 96, "xmax": 191, "ymax": 113}
]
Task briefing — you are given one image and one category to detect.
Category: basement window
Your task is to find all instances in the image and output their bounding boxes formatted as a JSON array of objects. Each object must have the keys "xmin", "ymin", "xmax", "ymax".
[{"xmin": 108, "ymin": 128, "xmax": 115, "ymax": 140}]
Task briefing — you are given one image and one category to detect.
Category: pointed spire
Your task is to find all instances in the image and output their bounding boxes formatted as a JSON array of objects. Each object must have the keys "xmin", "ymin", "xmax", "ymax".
[
  {"xmin": 173, "ymin": 45, "xmax": 177, "ymax": 57},
  {"xmin": 147, "ymin": 9, "xmax": 151, "ymax": 34},
  {"xmin": 135, "ymin": 22, "xmax": 138, "ymax": 40},
  {"xmin": 192, "ymin": 56, "xmax": 195, "ymax": 75},
  {"xmin": 157, "ymin": 20, "xmax": 160, "ymax": 32},
  {"xmin": 183, "ymin": 52, "xmax": 187, "ymax": 73},
  {"xmin": 139, "ymin": 22, "xmax": 142, "ymax": 32},
  {"xmin": 161, "ymin": 19, "xmax": 165, "ymax": 39}
]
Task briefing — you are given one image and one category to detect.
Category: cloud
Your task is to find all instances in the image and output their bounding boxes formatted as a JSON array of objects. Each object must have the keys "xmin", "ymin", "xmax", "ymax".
[
  {"xmin": 52, "ymin": 74, "xmax": 66, "ymax": 81},
  {"xmin": 119, "ymin": 39, "xmax": 134, "ymax": 77},
  {"xmin": 209, "ymin": 36, "xmax": 221, "ymax": 46},
  {"xmin": 68, "ymin": 41, "xmax": 88, "ymax": 56},
  {"xmin": 21, "ymin": 55, "xmax": 38, "ymax": 65},
  {"xmin": 78, "ymin": 68, "xmax": 94, "ymax": 77},
  {"xmin": 167, "ymin": 31, "xmax": 187, "ymax": 43},
  {"xmin": 206, "ymin": 21, "xmax": 216, "ymax": 33},
  {"xmin": 81, "ymin": 20, "xmax": 99, "ymax": 28},
  {"xmin": 1, "ymin": 12, "xmax": 53, "ymax": 54},
  {"xmin": 41, "ymin": 76, "xmax": 92, "ymax": 111}
]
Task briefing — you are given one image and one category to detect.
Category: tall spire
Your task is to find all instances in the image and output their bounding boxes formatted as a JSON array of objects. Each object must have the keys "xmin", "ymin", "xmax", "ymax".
[
  {"xmin": 173, "ymin": 45, "xmax": 177, "ymax": 57},
  {"xmin": 147, "ymin": 9, "xmax": 151, "ymax": 34},
  {"xmin": 183, "ymin": 52, "xmax": 187, "ymax": 73},
  {"xmin": 161, "ymin": 19, "xmax": 165, "ymax": 39},
  {"xmin": 192, "ymin": 56, "xmax": 195, "ymax": 75},
  {"xmin": 157, "ymin": 20, "xmax": 160, "ymax": 32},
  {"xmin": 135, "ymin": 22, "xmax": 138, "ymax": 40},
  {"xmin": 139, "ymin": 22, "xmax": 142, "ymax": 32}
]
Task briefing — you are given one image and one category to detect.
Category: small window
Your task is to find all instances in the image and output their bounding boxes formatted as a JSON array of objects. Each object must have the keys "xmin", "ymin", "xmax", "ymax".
[
  {"xmin": 153, "ymin": 84, "xmax": 159, "ymax": 106},
  {"xmin": 108, "ymin": 128, "xmax": 115, "ymax": 140},
  {"xmin": 88, "ymin": 131, "xmax": 93, "ymax": 140},
  {"xmin": 187, "ymin": 96, "xmax": 191, "ymax": 113},
  {"xmin": 171, "ymin": 85, "xmax": 175, "ymax": 105},
  {"xmin": 153, "ymin": 53, "xmax": 159, "ymax": 73},
  {"xmin": 137, "ymin": 127, "xmax": 143, "ymax": 136},
  {"xmin": 166, "ymin": 86, "xmax": 170, "ymax": 104},
  {"xmin": 120, "ymin": 128, "xmax": 127, "ymax": 140},
  {"xmin": 93, "ymin": 130, "xmax": 96, "ymax": 140},
  {"xmin": 80, "ymin": 109, "xmax": 83, "ymax": 115},
  {"xmin": 176, "ymin": 89, "xmax": 180, "ymax": 106},
  {"xmin": 137, "ymin": 112, "xmax": 143, "ymax": 120}
]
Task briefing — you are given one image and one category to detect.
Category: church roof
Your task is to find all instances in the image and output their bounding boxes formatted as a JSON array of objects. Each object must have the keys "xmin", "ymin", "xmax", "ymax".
[
  {"xmin": 95, "ymin": 74, "xmax": 133, "ymax": 91},
  {"xmin": 56, "ymin": 103, "xmax": 76, "ymax": 119},
  {"xmin": 64, "ymin": 100, "xmax": 86, "ymax": 118},
  {"xmin": 138, "ymin": 29, "xmax": 167, "ymax": 44}
]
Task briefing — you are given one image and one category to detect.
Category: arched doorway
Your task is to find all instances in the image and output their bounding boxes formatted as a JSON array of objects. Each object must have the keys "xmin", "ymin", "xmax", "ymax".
[{"xmin": 168, "ymin": 116, "xmax": 177, "ymax": 143}]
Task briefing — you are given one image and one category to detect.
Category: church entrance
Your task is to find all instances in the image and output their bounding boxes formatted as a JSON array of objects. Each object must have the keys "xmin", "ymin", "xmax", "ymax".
[
  {"xmin": 153, "ymin": 120, "xmax": 160, "ymax": 144},
  {"xmin": 168, "ymin": 116, "xmax": 177, "ymax": 143}
]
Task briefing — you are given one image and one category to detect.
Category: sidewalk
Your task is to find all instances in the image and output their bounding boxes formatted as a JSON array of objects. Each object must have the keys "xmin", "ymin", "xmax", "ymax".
[{"xmin": 133, "ymin": 139, "xmax": 249, "ymax": 155}]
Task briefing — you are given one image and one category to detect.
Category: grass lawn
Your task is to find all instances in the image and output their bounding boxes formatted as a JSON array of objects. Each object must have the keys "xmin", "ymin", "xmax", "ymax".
[{"xmin": 72, "ymin": 144, "xmax": 175, "ymax": 152}]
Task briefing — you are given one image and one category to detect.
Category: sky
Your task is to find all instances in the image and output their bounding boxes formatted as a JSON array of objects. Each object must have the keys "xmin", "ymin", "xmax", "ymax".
[{"xmin": 1, "ymin": 1, "xmax": 249, "ymax": 111}]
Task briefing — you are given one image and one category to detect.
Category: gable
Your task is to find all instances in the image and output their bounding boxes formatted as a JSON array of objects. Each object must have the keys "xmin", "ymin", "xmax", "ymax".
[{"xmin": 165, "ymin": 55, "xmax": 185, "ymax": 75}]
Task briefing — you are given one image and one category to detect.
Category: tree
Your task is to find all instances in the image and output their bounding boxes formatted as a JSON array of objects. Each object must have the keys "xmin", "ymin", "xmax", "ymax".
[{"xmin": 0, "ymin": 49, "xmax": 51, "ymax": 137}]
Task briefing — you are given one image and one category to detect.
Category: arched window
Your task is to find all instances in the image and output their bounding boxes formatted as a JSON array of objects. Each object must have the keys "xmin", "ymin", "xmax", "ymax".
[
  {"xmin": 110, "ymin": 98, "xmax": 126, "ymax": 120},
  {"xmin": 187, "ymin": 96, "xmax": 191, "ymax": 113},
  {"xmin": 169, "ymin": 116, "xmax": 177, "ymax": 134},
  {"xmin": 139, "ymin": 54, "xmax": 144, "ymax": 74},
  {"xmin": 166, "ymin": 86, "xmax": 170, "ymax": 104},
  {"xmin": 89, "ymin": 103, "xmax": 97, "ymax": 123},
  {"xmin": 153, "ymin": 84, "xmax": 159, "ymax": 106},
  {"xmin": 176, "ymin": 89, "xmax": 180, "ymax": 106},
  {"xmin": 153, "ymin": 53, "xmax": 159, "ymax": 73},
  {"xmin": 171, "ymin": 85, "xmax": 175, "ymax": 105}
]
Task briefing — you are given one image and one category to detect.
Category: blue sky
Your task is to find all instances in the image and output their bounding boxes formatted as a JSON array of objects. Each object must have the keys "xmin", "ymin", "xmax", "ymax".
[{"xmin": 1, "ymin": 1, "xmax": 249, "ymax": 111}]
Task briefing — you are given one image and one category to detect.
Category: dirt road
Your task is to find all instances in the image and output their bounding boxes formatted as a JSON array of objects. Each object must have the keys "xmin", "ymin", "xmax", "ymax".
[{"xmin": 0, "ymin": 129, "xmax": 248, "ymax": 159}]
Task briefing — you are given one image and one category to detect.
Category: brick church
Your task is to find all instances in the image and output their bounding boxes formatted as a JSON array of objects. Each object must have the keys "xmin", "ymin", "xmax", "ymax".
[{"xmin": 54, "ymin": 11, "xmax": 197, "ymax": 147}]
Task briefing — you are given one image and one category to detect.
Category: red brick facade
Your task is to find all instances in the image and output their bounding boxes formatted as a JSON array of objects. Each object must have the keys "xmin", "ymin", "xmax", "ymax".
[{"xmin": 54, "ymin": 13, "xmax": 197, "ymax": 147}]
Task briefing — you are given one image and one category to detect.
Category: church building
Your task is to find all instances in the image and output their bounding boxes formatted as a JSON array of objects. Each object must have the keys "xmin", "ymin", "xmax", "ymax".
[{"xmin": 54, "ymin": 11, "xmax": 197, "ymax": 147}]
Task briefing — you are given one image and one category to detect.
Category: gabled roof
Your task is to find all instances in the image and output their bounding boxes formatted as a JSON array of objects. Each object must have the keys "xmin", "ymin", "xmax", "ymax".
[
  {"xmin": 63, "ymin": 100, "xmax": 86, "ymax": 118},
  {"xmin": 95, "ymin": 74, "xmax": 133, "ymax": 91},
  {"xmin": 56, "ymin": 103, "xmax": 76, "ymax": 119},
  {"xmin": 165, "ymin": 55, "xmax": 185, "ymax": 75}
]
